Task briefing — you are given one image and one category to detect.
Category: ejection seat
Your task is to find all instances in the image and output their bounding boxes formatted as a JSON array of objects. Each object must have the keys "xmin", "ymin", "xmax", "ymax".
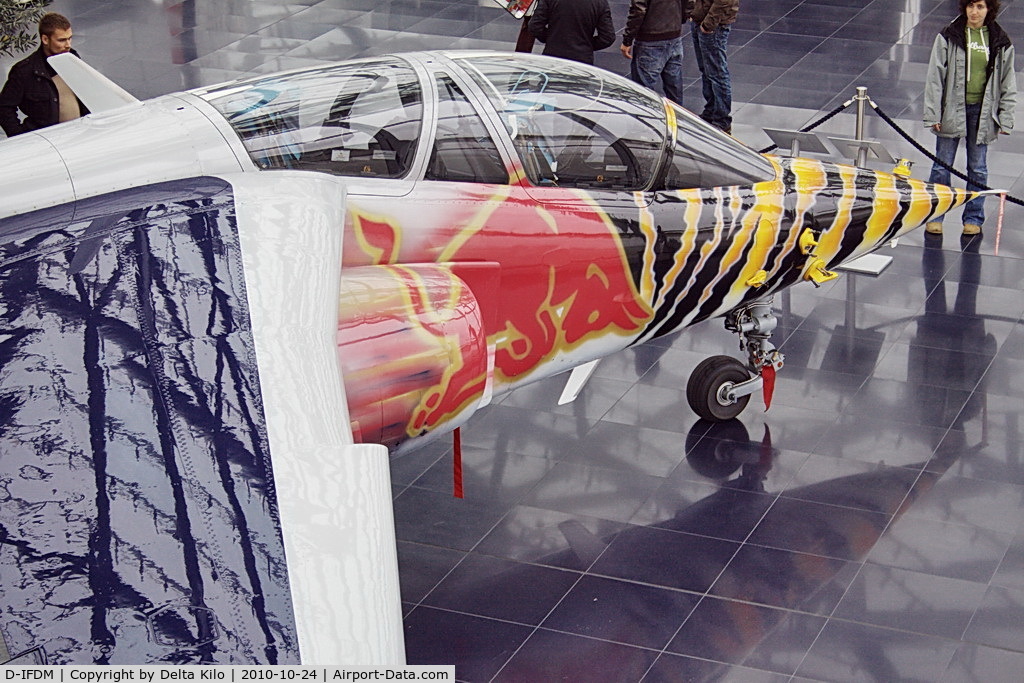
[{"xmin": 301, "ymin": 75, "xmax": 415, "ymax": 178}]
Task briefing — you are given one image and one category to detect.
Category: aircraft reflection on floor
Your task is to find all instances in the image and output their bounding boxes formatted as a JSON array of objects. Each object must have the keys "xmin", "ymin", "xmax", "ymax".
[{"xmin": 408, "ymin": 417, "xmax": 974, "ymax": 680}]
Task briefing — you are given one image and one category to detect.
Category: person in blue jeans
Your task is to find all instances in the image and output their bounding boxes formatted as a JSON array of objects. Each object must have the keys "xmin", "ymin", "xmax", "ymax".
[
  {"xmin": 620, "ymin": 0, "xmax": 692, "ymax": 105},
  {"xmin": 690, "ymin": 0, "xmax": 737, "ymax": 134},
  {"xmin": 923, "ymin": 0, "xmax": 1016, "ymax": 237}
]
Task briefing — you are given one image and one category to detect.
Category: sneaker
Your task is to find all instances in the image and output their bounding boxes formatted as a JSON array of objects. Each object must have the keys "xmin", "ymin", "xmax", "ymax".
[
  {"xmin": 925, "ymin": 221, "xmax": 943, "ymax": 234},
  {"xmin": 962, "ymin": 223, "xmax": 982, "ymax": 235}
]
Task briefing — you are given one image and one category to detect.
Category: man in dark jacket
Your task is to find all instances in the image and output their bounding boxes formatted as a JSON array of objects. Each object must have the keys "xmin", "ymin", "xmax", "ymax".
[
  {"xmin": 621, "ymin": 0, "xmax": 694, "ymax": 104},
  {"xmin": 691, "ymin": 0, "xmax": 738, "ymax": 133},
  {"xmin": 0, "ymin": 12, "xmax": 89, "ymax": 138},
  {"xmin": 529, "ymin": 0, "xmax": 616, "ymax": 65}
]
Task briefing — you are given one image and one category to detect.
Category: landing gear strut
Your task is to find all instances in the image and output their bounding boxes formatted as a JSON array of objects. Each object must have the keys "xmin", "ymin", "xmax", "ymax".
[{"xmin": 686, "ymin": 298, "xmax": 785, "ymax": 421}]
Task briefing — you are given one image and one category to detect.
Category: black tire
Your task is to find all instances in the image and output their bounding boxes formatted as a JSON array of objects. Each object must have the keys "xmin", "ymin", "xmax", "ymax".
[{"xmin": 686, "ymin": 355, "xmax": 752, "ymax": 422}]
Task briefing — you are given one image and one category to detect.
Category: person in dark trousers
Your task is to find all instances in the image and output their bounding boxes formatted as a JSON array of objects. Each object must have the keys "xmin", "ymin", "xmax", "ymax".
[
  {"xmin": 690, "ymin": 0, "xmax": 737, "ymax": 134},
  {"xmin": 515, "ymin": 1, "xmax": 538, "ymax": 53},
  {"xmin": 529, "ymin": 0, "xmax": 616, "ymax": 65},
  {"xmin": 923, "ymin": 0, "xmax": 1015, "ymax": 237},
  {"xmin": 0, "ymin": 12, "xmax": 89, "ymax": 138},
  {"xmin": 621, "ymin": 0, "xmax": 693, "ymax": 105}
]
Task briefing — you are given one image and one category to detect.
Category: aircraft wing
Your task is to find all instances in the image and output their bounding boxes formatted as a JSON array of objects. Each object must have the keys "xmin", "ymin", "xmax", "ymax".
[{"xmin": 0, "ymin": 172, "xmax": 403, "ymax": 665}]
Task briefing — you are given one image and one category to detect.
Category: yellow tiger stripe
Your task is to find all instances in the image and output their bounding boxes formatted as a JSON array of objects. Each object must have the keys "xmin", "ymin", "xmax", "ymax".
[
  {"xmin": 952, "ymin": 187, "xmax": 973, "ymax": 213},
  {"xmin": 635, "ymin": 192, "xmax": 659, "ymax": 302},
  {"xmin": 863, "ymin": 171, "xmax": 899, "ymax": 245},
  {"xmin": 783, "ymin": 158, "xmax": 827, "ymax": 268},
  {"xmin": 654, "ymin": 190, "xmax": 704, "ymax": 313},
  {"xmin": 727, "ymin": 184, "xmax": 744, "ymax": 231},
  {"xmin": 931, "ymin": 182, "xmax": 955, "ymax": 218},
  {"xmin": 898, "ymin": 177, "xmax": 939, "ymax": 235},
  {"xmin": 790, "ymin": 158, "xmax": 828, "ymax": 229},
  {"xmin": 707, "ymin": 188, "xmax": 759, "ymax": 305},
  {"xmin": 665, "ymin": 102, "xmax": 678, "ymax": 146},
  {"xmin": 817, "ymin": 164, "xmax": 858, "ymax": 260},
  {"xmin": 662, "ymin": 188, "xmax": 730, "ymax": 325},
  {"xmin": 733, "ymin": 187, "xmax": 781, "ymax": 294}
]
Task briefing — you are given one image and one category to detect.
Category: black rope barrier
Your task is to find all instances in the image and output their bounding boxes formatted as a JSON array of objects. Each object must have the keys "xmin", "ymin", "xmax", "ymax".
[
  {"xmin": 757, "ymin": 98, "xmax": 853, "ymax": 154},
  {"xmin": 756, "ymin": 93, "xmax": 1022, "ymax": 209},
  {"xmin": 869, "ymin": 101, "xmax": 1024, "ymax": 208}
]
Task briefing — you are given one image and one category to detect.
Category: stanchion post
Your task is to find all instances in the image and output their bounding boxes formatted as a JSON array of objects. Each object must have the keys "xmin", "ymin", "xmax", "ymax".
[
  {"xmin": 854, "ymin": 86, "xmax": 869, "ymax": 167},
  {"xmin": 846, "ymin": 89, "xmax": 865, "ymax": 352},
  {"xmin": 996, "ymin": 192, "xmax": 1006, "ymax": 255}
]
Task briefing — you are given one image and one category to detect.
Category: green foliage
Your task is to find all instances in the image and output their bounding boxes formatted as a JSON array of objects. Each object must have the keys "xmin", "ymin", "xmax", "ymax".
[{"xmin": 0, "ymin": 0, "xmax": 52, "ymax": 58}]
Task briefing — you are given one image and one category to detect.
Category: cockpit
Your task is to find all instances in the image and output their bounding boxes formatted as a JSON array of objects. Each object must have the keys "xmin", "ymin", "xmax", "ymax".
[
  {"xmin": 195, "ymin": 52, "xmax": 776, "ymax": 192},
  {"xmin": 198, "ymin": 57, "xmax": 424, "ymax": 178}
]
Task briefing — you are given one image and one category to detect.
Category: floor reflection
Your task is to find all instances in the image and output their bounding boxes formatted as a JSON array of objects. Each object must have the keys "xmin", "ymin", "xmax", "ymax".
[
  {"xmin": 403, "ymin": 411, "xmax": 982, "ymax": 680},
  {"xmin": 911, "ymin": 233, "xmax": 994, "ymax": 435}
]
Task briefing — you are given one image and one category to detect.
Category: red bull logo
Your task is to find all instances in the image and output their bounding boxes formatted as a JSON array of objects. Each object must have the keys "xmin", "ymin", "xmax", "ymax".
[
  {"xmin": 340, "ymin": 185, "xmax": 652, "ymax": 444},
  {"xmin": 345, "ymin": 186, "xmax": 652, "ymax": 381}
]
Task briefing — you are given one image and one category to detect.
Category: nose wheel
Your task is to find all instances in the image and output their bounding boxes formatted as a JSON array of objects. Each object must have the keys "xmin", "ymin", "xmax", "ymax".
[
  {"xmin": 686, "ymin": 356, "xmax": 752, "ymax": 421},
  {"xmin": 686, "ymin": 298, "xmax": 785, "ymax": 422}
]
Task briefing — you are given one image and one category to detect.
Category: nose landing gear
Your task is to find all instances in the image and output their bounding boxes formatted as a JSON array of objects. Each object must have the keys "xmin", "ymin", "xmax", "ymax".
[{"xmin": 686, "ymin": 299, "xmax": 784, "ymax": 421}]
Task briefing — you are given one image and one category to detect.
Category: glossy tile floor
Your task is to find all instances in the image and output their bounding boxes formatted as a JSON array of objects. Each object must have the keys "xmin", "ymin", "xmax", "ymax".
[{"xmin": 6, "ymin": 0, "xmax": 1024, "ymax": 680}]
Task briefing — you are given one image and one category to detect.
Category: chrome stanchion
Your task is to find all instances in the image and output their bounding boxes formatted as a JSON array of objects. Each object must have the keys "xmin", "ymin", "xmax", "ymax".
[{"xmin": 854, "ymin": 86, "xmax": 869, "ymax": 167}]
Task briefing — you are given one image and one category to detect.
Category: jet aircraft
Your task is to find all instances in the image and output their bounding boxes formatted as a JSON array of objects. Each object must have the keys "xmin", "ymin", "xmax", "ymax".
[{"xmin": 0, "ymin": 51, "xmax": 971, "ymax": 665}]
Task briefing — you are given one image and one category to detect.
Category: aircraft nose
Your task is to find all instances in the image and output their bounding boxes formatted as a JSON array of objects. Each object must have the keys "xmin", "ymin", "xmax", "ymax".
[
  {"xmin": 896, "ymin": 173, "xmax": 974, "ymax": 235},
  {"xmin": 882, "ymin": 167, "xmax": 974, "ymax": 238},
  {"xmin": 853, "ymin": 168, "xmax": 974, "ymax": 242},
  {"xmin": 802, "ymin": 162, "xmax": 975, "ymax": 271}
]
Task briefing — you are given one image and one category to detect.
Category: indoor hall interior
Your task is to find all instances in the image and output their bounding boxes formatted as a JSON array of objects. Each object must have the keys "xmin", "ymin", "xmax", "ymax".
[{"xmin": 4, "ymin": 0, "xmax": 1024, "ymax": 680}]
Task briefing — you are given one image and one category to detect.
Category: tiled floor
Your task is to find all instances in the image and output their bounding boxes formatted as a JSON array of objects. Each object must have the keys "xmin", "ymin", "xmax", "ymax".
[{"xmin": 6, "ymin": 0, "xmax": 1024, "ymax": 680}]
